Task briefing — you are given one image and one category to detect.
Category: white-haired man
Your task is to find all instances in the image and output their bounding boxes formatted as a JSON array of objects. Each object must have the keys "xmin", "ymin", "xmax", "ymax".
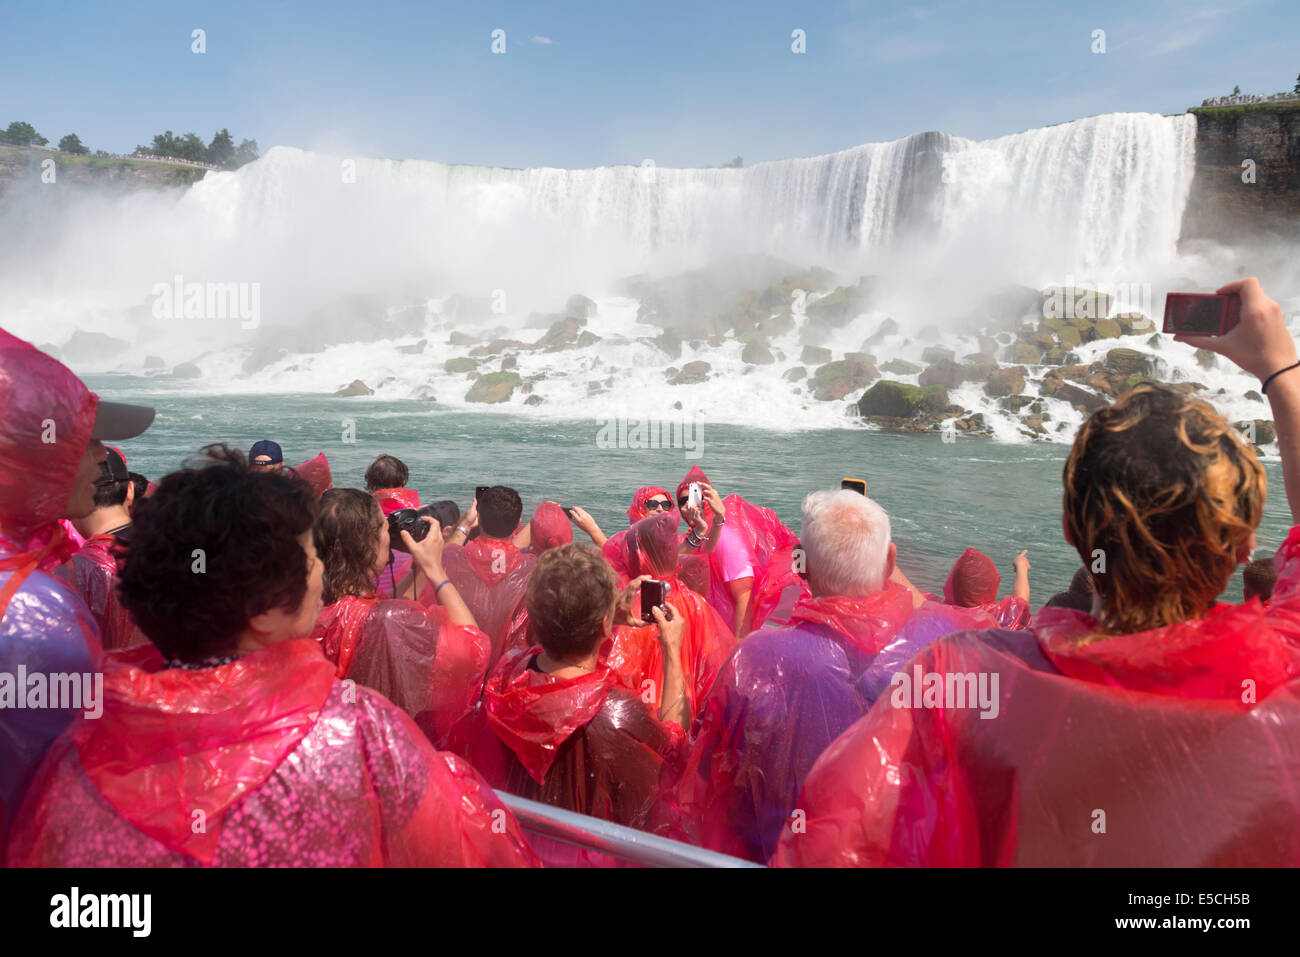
[{"xmin": 675, "ymin": 489, "xmax": 942, "ymax": 863}]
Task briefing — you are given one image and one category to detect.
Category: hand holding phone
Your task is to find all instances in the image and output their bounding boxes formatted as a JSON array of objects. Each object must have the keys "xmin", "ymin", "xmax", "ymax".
[
  {"xmin": 640, "ymin": 579, "xmax": 670, "ymax": 623},
  {"xmin": 1171, "ymin": 278, "xmax": 1295, "ymax": 383},
  {"xmin": 687, "ymin": 483, "xmax": 702, "ymax": 509},
  {"xmin": 1163, "ymin": 293, "xmax": 1241, "ymax": 336}
]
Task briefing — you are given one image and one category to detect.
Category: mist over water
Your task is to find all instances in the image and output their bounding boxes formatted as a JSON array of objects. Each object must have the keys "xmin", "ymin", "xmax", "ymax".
[{"xmin": 3, "ymin": 110, "xmax": 1298, "ymax": 438}]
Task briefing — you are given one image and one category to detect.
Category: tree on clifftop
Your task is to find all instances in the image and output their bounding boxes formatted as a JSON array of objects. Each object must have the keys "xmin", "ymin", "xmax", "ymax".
[
  {"xmin": 1294, "ymin": 72, "xmax": 1300, "ymax": 94},
  {"xmin": 233, "ymin": 138, "xmax": 259, "ymax": 168},
  {"xmin": 207, "ymin": 128, "xmax": 235, "ymax": 168},
  {"xmin": 1, "ymin": 121, "xmax": 48, "ymax": 146},
  {"xmin": 58, "ymin": 133, "xmax": 89, "ymax": 155}
]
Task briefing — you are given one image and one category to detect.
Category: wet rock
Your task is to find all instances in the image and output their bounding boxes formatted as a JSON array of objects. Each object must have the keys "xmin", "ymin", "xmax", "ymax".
[
  {"xmin": 469, "ymin": 338, "xmax": 530, "ymax": 357},
  {"xmin": 862, "ymin": 317, "xmax": 900, "ymax": 347},
  {"xmin": 811, "ymin": 357, "xmax": 878, "ymax": 401},
  {"xmin": 1093, "ymin": 317, "xmax": 1122, "ymax": 339},
  {"xmin": 1245, "ymin": 390, "xmax": 1262, "ymax": 402},
  {"xmin": 919, "ymin": 359, "xmax": 962, "ymax": 389},
  {"xmin": 524, "ymin": 394, "xmax": 545, "ymax": 406},
  {"xmin": 445, "ymin": 357, "xmax": 478, "ymax": 373},
  {"xmin": 800, "ymin": 345, "xmax": 833, "ymax": 365},
  {"xmin": 921, "ymin": 345, "xmax": 955, "ymax": 365},
  {"xmin": 880, "ymin": 358, "xmax": 923, "ymax": 375},
  {"xmin": 1056, "ymin": 325, "xmax": 1083, "ymax": 348},
  {"xmin": 171, "ymin": 361, "xmax": 202, "ymax": 379},
  {"xmin": 466, "ymin": 371, "xmax": 521, "ymax": 403},
  {"xmin": 1115, "ymin": 313, "xmax": 1156, "ymax": 335},
  {"xmin": 1042, "ymin": 286, "xmax": 1112, "ymax": 321},
  {"xmin": 742, "ymin": 337, "xmax": 776, "ymax": 365},
  {"xmin": 576, "ymin": 330, "xmax": 601, "ymax": 348},
  {"xmin": 669, "ymin": 360, "xmax": 712, "ymax": 385},
  {"xmin": 448, "ymin": 331, "xmax": 478, "ymax": 346},
  {"xmin": 985, "ymin": 366, "xmax": 1027, "ymax": 397},
  {"xmin": 963, "ymin": 357, "xmax": 998, "ymax": 382},
  {"xmin": 61, "ymin": 330, "xmax": 131, "ymax": 365},
  {"xmin": 805, "ymin": 285, "xmax": 863, "ymax": 327},
  {"xmin": 335, "ymin": 379, "xmax": 374, "ymax": 397},
  {"xmin": 1195, "ymin": 348, "xmax": 1217, "ymax": 370},
  {"xmin": 1041, "ymin": 373, "xmax": 1108, "ymax": 413},
  {"xmin": 783, "ymin": 366, "xmax": 807, "ymax": 382},
  {"xmin": 1105, "ymin": 348, "xmax": 1154, "ymax": 377},
  {"xmin": 398, "ymin": 339, "xmax": 427, "ymax": 354},
  {"xmin": 501, "ymin": 355, "xmax": 518, "ymax": 371},
  {"xmin": 856, "ymin": 380, "xmax": 949, "ymax": 418},
  {"xmin": 999, "ymin": 394, "xmax": 1035, "ymax": 412},
  {"xmin": 566, "ymin": 293, "xmax": 597, "ymax": 319},
  {"xmin": 1009, "ymin": 341, "xmax": 1041, "ymax": 365},
  {"xmin": 658, "ymin": 328, "xmax": 683, "ymax": 359},
  {"xmin": 535, "ymin": 317, "xmax": 586, "ymax": 349}
]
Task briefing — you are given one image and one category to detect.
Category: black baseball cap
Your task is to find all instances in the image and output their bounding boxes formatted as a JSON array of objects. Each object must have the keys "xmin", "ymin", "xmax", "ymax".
[
  {"xmin": 93, "ymin": 447, "xmax": 130, "ymax": 487},
  {"xmin": 92, "ymin": 398, "xmax": 155, "ymax": 441},
  {"xmin": 249, "ymin": 440, "xmax": 284, "ymax": 464}
]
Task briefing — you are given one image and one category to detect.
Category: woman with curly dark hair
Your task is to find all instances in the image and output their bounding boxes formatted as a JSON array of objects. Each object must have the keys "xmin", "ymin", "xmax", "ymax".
[
  {"xmin": 6, "ymin": 446, "xmax": 536, "ymax": 868},
  {"xmin": 311, "ymin": 488, "xmax": 491, "ymax": 749},
  {"xmin": 777, "ymin": 278, "xmax": 1300, "ymax": 868}
]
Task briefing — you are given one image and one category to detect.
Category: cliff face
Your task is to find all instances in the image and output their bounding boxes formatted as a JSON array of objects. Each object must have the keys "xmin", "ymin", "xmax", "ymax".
[
  {"xmin": 0, "ymin": 144, "xmax": 209, "ymax": 195},
  {"xmin": 1181, "ymin": 105, "xmax": 1300, "ymax": 242}
]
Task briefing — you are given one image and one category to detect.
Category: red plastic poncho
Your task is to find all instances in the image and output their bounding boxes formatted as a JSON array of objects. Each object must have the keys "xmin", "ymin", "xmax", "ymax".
[
  {"xmin": 773, "ymin": 525, "xmax": 1300, "ymax": 867},
  {"xmin": 291, "ymin": 453, "xmax": 333, "ymax": 499},
  {"xmin": 942, "ymin": 546, "xmax": 1030, "ymax": 630},
  {"xmin": 0, "ymin": 331, "xmax": 103, "ymax": 854},
  {"xmin": 373, "ymin": 487, "xmax": 419, "ymax": 516},
  {"xmin": 601, "ymin": 513, "xmax": 736, "ymax": 719},
  {"xmin": 527, "ymin": 501, "xmax": 573, "ymax": 555},
  {"xmin": 311, "ymin": 594, "xmax": 491, "ymax": 750},
  {"xmin": 673, "ymin": 466, "xmax": 808, "ymax": 633},
  {"xmin": 6, "ymin": 638, "xmax": 538, "ymax": 867},
  {"xmin": 602, "ymin": 486, "xmax": 677, "ymax": 579},
  {"xmin": 59, "ymin": 534, "xmax": 146, "ymax": 651},
  {"xmin": 674, "ymin": 583, "xmax": 920, "ymax": 862},
  {"xmin": 461, "ymin": 646, "xmax": 683, "ymax": 866},
  {"xmin": 428, "ymin": 538, "xmax": 536, "ymax": 669}
]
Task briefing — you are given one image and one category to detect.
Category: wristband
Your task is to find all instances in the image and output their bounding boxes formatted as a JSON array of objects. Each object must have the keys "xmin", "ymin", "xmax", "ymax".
[
  {"xmin": 1261, "ymin": 360, "xmax": 1300, "ymax": 396},
  {"xmin": 686, "ymin": 531, "xmax": 703, "ymax": 548},
  {"xmin": 434, "ymin": 579, "xmax": 452, "ymax": 595},
  {"xmin": 455, "ymin": 525, "xmax": 470, "ymax": 536}
]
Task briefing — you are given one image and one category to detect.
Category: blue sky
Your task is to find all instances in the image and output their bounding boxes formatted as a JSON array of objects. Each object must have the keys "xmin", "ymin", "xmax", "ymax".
[{"xmin": 2, "ymin": 0, "xmax": 1296, "ymax": 169}]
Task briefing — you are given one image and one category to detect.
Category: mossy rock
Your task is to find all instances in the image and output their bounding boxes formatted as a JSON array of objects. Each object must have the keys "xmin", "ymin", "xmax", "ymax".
[
  {"xmin": 985, "ymin": 366, "xmax": 1027, "ymax": 397},
  {"xmin": 465, "ymin": 371, "xmax": 521, "ymax": 403},
  {"xmin": 811, "ymin": 357, "xmax": 878, "ymax": 401},
  {"xmin": 1105, "ymin": 348, "xmax": 1154, "ymax": 377},
  {"xmin": 1009, "ymin": 341, "xmax": 1041, "ymax": 365},
  {"xmin": 444, "ymin": 357, "xmax": 478, "ymax": 373},
  {"xmin": 880, "ymin": 358, "xmax": 923, "ymax": 375},
  {"xmin": 668, "ymin": 360, "xmax": 712, "ymax": 385},
  {"xmin": 742, "ymin": 338, "xmax": 776, "ymax": 365},
  {"xmin": 1057, "ymin": 325, "xmax": 1083, "ymax": 349},
  {"xmin": 1093, "ymin": 317, "xmax": 1122, "ymax": 339},
  {"xmin": 856, "ymin": 380, "xmax": 948, "ymax": 418},
  {"xmin": 800, "ymin": 344, "xmax": 832, "ymax": 365},
  {"xmin": 335, "ymin": 379, "xmax": 374, "ymax": 397}
]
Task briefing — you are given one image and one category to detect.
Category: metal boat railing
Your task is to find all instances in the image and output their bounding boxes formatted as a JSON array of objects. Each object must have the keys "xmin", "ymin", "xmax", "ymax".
[{"xmin": 498, "ymin": 792, "xmax": 765, "ymax": 868}]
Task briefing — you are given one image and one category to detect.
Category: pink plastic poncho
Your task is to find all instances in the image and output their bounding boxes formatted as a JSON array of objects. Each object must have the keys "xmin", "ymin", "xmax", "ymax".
[
  {"xmin": 59, "ymin": 533, "xmax": 146, "ymax": 651},
  {"xmin": 0, "ymin": 331, "xmax": 103, "ymax": 854},
  {"xmin": 311, "ymin": 594, "xmax": 491, "ymax": 750},
  {"xmin": 773, "ymin": 525, "xmax": 1300, "ymax": 867},
  {"xmin": 673, "ymin": 466, "xmax": 808, "ymax": 633},
  {"xmin": 942, "ymin": 546, "xmax": 1030, "ymax": 630},
  {"xmin": 291, "ymin": 453, "xmax": 333, "ymax": 499},
  {"xmin": 429, "ymin": 538, "xmax": 536, "ymax": 669},
  {"xmin": 6, "ymin": 638, "xmax": 538, "ymax": 867},
  {"xmin": 461, "ymin": 646, "xmax": 683, "ymax": 866},
  {"xmin": 601, "ymin": 513, "xmax": 736, "ymax": 719},
  {"xmin": 526, "ymin": 501, "xmax": 573, "ymax": 555},
  {"xmin": 674, "ymin": 584, "xmax": 928, "ymax": 862}
]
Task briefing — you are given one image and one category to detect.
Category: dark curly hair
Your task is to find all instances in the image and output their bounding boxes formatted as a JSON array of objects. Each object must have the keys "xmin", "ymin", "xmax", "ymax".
[
  {"xmin": 1063, "ymin": 383, "xmax": 1265, "ymax": 635},
  {"xmin": 315, "ymin": 488, "xmax": 385, "ymax": 605},
  {"xmin": 116, "ymin": 444, "xmax": 318, "ymax": 662},
  {"xmin": 526, "ymin": 543, "xmax": 617, "ymax": 660}
]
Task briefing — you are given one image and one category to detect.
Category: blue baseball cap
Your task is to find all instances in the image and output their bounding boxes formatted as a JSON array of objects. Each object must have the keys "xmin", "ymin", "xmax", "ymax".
[{"xmin": 249, "ymin": 440, "xmax": 283, "ymax": 464}]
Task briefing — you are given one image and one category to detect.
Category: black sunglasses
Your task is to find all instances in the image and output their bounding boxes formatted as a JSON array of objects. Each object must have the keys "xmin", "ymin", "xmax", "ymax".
[{"xmin": 644, "ymin": 499, "xmax": 673, "ymax": 511}]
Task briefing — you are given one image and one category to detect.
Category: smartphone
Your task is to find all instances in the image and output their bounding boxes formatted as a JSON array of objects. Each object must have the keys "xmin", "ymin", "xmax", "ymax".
[
  {"xmin": 687, "ymin": 482, "xmax": 702, "ymax": 508},
  {"xmin": 1163, "ymin": 293, "xmax": 1241, "ymax": 336},
  {"xmin": 561, "ymin": 505, "xmax": 577, "ymax": 519},
  {"xmin": 475, "ymin": 485, "xmax": 490, "ymax": 501},
  {"xmin": 640, "ymin": 579, "xmax": 669, "ymax": 622},
  {"xmin": 841, "ymin": 478, "xmax": 867, "ymax": 495}
]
